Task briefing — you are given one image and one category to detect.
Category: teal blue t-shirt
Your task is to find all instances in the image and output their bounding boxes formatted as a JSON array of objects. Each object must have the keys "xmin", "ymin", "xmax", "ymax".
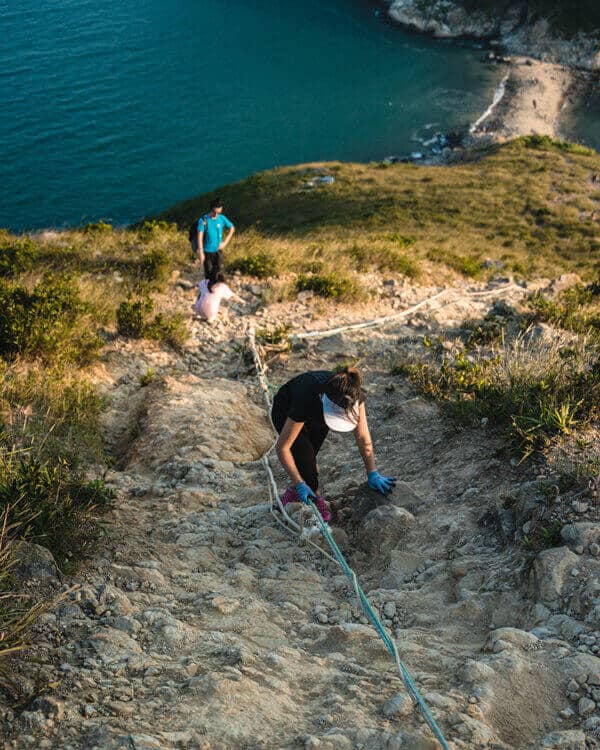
[{"xmin": 198, "ymin": 213, "xmax": 234, "ymax": 253}]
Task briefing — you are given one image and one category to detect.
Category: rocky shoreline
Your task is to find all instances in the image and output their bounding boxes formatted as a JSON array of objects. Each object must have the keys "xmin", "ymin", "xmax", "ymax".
[
  {"xmin": 382, "ymin": 0, "xmax": 599, "ymax": 71},
  {"xmin": 379, "ymin": 0, "xmax": 599, "ymax": 153}
]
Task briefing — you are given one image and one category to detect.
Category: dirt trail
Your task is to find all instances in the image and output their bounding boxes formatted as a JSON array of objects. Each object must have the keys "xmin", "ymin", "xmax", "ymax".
[{"xmin": 5, "ymin": 279, "xmax": 600, "ymax": 750}]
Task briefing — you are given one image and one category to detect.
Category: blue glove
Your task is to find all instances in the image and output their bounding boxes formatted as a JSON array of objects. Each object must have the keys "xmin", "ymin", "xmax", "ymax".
[
  {"xmin": 295, "ymin": 482, "xmax": 317, "ymax": 505},
  {"xmin": 368, "ymin": 471, "xmax": 397, "ymax": 495}
]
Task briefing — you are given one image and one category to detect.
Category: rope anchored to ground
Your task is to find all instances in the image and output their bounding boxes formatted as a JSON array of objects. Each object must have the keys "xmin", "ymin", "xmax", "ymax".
[{"xmin": 247, "ymin": 282, "xmax": 524, "ymax": 749}]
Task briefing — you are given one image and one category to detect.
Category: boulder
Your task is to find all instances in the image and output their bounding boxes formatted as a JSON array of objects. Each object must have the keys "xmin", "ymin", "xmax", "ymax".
[
  {"xmin": 352, "ymin": 481, "xmax": 421, "ymax": 523},
  {"xmin": 382, "ymin": 549, "xmax": 424, "ymax": 587},
  {"xmin": 538, "ymin": 730, "xmax": 586, "ymax": 749},
  {"xmin": 358, "ymin": 504, "xmax": 415, "ymax": 555},
  {"xmin": 529, "ymin": 547, "xmax": 579, "ymax": 606},
  {"xmin": 13, "ymin": 542, "xmax": 59, "ymax": 584},
  {"xmin": 486, "ymin": 627, "xmax": 539, "ymax": 652},
  {"xmin": 561, "ymin": 523, "xmax": 600, "ymax": 551}
]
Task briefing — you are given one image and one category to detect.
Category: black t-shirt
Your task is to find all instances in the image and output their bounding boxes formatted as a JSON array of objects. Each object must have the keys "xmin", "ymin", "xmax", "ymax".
[{"xmin": 273, "ymin": 370, "xmax": 333, "ymax": 428}]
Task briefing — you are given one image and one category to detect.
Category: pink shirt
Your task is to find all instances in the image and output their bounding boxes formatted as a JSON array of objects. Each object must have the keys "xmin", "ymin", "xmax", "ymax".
[{"xmin": 193, "ymin": 280, "xmax": 234, "ymax": 321}]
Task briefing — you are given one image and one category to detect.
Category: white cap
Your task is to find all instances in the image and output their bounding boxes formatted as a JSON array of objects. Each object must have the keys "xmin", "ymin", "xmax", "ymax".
[{"xmin": 321, "ymin": 394, "xmax": 359, "ymax": 432}]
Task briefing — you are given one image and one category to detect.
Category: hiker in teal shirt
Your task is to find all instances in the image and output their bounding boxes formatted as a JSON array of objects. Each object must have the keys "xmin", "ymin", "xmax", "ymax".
[{"xmin": 195, "ymin": 197, "xmax": 235, "ymax": 280}]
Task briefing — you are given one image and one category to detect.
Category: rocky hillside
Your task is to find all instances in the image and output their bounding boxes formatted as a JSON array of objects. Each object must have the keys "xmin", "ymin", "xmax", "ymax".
[
  {"xmin": 1, "ymin": 138, "xmax": 599, "ymax": 749},
  {"xmin": 383, "ymin": 0, "xmax": 600, "ymax": 69},
  {"xmin": 2, "ymin": 269, "xmax": 600, "ymax": 749}
]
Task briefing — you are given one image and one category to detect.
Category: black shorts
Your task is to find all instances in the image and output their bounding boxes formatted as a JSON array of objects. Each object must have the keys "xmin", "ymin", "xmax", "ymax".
[{"xmin": 203, "ymin": 251, "xmax": 222, "ymax": 281}]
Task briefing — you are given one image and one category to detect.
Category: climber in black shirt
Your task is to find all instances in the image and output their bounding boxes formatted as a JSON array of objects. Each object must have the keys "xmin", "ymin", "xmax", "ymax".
[{"xmin": 271, "ymin": 366, "xmax": 396, "ymax": 521}]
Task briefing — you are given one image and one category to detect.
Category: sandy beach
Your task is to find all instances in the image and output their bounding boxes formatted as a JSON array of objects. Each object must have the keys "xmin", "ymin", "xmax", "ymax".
[{"xmin": 469, "ymin": 57, "xmax": 575, "ymax": 142}]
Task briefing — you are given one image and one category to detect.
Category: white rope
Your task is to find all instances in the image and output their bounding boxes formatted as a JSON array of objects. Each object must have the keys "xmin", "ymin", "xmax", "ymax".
[{"xmin": 290, "ymin": 282, "xmax": 525, "ymax": 341}]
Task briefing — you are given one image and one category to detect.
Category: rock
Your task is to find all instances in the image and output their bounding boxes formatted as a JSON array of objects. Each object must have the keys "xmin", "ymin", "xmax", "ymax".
[
  {"xmin": 359, "ymin": 504, "xmax": 415, "ymax": 554},
  {"xmin": 316, "ymin": 333, "xmax": 358, "ymax": 358},
  {"xmin": 87, "ymin": 627, "xmax": 143, "ymax": 657},
  {"xmin": 561, "ymin": 523, "xmax": 600, "ymax": 551},
  {"xmin": 577, "ymin": 696, "xmax": 595, "ymax": 716},
  {"xmin": 383, "ymin": 601, "xmax": 397, "ymax": 619},
  {"xmin": 529, "ymin": 547, "xmax": 579, "ymax": 606},
  {"xmin": 486, "ymin": 628, "xmax": 538, "ymax": 651},
  {"xmin": 13, "ymin": 542, "xmax": 59, "ymax": 583},
  {"xmin": 382, "ymin": 693, "xmax": 412, "ymax": 717},
  {"xmin": 353, "ymin": 481, "xmax": 422, "ymax": 522},
  {"xmin": 539, "ymin": 730, "xmax": 586, "ymax": 749},
  {"xmin": 390, "ymin": 732, "xmax": 439, "ymax": 750},
  {"xmin": 30, "ymin": 696, "xmax": 64, "ymax": 721},
  {"xmin": 210, "ymin": 596, "xmax": 240, "ymax": 615},
  {"xmin": 382, "ymin": 550, "xmax": 424, "ymax": 587}
]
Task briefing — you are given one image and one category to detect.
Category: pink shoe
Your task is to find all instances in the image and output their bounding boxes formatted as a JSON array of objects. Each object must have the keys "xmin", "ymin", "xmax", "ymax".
[
  {"xmin": 280, "ymin": 486, "xmax": 298, "ymax": 506},
  {"xmin": 315, "ymin": 496, "xmax": 332, "ymax": 523}
]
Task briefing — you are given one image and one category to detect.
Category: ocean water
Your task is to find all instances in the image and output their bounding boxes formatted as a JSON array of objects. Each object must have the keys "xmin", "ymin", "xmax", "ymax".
[{"xmin": 2, "ymin": 0, "xmax": 513, "ymax": 231}]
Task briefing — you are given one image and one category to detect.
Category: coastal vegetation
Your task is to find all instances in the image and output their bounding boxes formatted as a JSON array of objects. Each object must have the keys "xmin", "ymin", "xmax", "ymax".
[
  {"xmin": 161, "ymin": 137, "xmax": 600, "ymax": 298},
  {"xmin": 1, "ymin": 135, "xmax": 599, "ymax": 665},
  {"xmin": 454, "ymin": 0, "xmax": 600, "ymax": 35}
]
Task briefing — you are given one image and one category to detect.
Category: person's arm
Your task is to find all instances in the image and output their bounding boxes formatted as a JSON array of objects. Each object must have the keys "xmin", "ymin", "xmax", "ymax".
[
  {"xmin": 219, "ymin": 225, "xmax": 235, "ymax": 250},
  {"xmin": 353, "ymin": 402, "xmax": 376, "ymax": 474},
  {"xmin": 275, "ymin": 418, "xmax": 306, "ymax": 486},
  {"xmin": 230, "ymin": 292, "xmax": 244, "ymax": 304},
  {"xmin": 354, "ymin": 402, "xmax": 396, "ymax": 494},
  {"xmin": 197, "ymin": 228, "xmax": 205, "ymax": 265}
]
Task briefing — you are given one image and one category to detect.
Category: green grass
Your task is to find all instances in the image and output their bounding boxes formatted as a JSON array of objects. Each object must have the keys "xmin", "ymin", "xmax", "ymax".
[{"xmin": 158, "ymin": 138, "xmax": 600, "ymax": 285}]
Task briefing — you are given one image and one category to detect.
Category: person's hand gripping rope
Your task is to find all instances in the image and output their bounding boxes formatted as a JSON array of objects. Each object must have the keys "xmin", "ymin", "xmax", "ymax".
[
  {"xmin": 295, "ymin": 481, "xmax": 317, "ymax": 505},
  {"xmin": 368, "ymin": 470, "xmax": 397, "ymax": 495}
]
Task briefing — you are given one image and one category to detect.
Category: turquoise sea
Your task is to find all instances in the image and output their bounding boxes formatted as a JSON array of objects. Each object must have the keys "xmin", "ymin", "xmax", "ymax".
[{"xmin": 0, "ymin": 0, "xmax": 596, "ymax": 232}]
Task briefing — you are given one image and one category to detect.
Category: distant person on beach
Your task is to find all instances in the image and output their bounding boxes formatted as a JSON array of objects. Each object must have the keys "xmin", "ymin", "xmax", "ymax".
[
  {"xmin": 191, "ymin": 198, "xmax": 235, "ymax": 280},
  {"xmin": 271, "ymin": 366, "xmax": 396, "ymax": 522},
  {"xmin": 193, "ymin": 272, "xmax": 244, "ymax": 323}
]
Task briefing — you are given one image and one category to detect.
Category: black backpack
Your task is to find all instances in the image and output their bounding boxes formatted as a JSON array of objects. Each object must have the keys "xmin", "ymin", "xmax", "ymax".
[{"xmin": 188, "ymin": 215, "xmax": 207, "ymax": 242}]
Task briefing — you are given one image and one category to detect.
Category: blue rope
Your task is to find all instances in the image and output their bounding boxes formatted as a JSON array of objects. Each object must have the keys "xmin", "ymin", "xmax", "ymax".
[{"xmin": 306, "ymin": 498, "xmax": 451, "ymax": 750}]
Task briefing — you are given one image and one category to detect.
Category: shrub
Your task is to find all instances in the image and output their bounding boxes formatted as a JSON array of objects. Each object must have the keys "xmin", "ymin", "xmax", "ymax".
[
  {"xmin": 0, "ymin": 274, "xmax": 101, "ymax": 363},
  {"xmin": 139, "ymin": 246, "xmax": 171, "ymax": 285},
  {"xmin": 527, "ymin": 284, "xmax": 600, "ymax": 337},
  {"xmin": 137, "ymin": 219, "xmax": 177, "ymax": 237},
  {"xmin": 347, "ymin": 244, "xmax": 420, "ymax": 277},
  {"xmin": 117, "ymin": 298, "xmax": 186, "ymax": 350},
  {"xmin": 295, "ymin": 273, "xmax": 360, "ymax": 300},
  {"xmin": 227, "ymin": 252, "xmax": 277, "ymax": 278},
  {"xmin": 83, "ymin": 221, "xmax": 113, "ymax": 234},
  {"xmin": 0, "ymin": 234, "xmax": 38, "ymax": 277},
  {"xmin": 116, "ymin": 298, "xmax": 152, "ymax": 338},
  {"xmin": 256, "ymin": 324, "xmax": 291, "ymax": 346},
  {"xmin": 386, "ymin": 233, "xmax": 416, "ymax": 248},
  {"xmin": 394, "ymin": 335, "xmax": 600, "ymax": 459},
  {"xmin": 139, "ymin": 368, "xmax": 156, "ymax": 387},
  {"xmin": 0, "ymin": 452, "xmax": 114, "ymax": 565}
]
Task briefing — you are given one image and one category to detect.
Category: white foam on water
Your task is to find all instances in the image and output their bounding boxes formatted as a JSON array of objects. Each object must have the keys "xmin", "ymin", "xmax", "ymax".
[{"xmin": 470, "ymin": 74, "xmax": 509, "ymax": 134}]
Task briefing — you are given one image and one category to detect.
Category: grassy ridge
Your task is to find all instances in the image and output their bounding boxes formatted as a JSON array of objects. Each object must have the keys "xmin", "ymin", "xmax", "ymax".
[
  {"xmin": 159, "ymin": 138, "xmax": 600, "ymax": 289},
  {"xmin": 0, "ymin": 221, "xmax": 189, "ymax": 662}
]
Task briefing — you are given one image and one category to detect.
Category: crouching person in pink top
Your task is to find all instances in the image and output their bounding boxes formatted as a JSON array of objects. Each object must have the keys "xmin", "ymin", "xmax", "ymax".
[{"xmin": 193, "ymin": 273, "xmax": 244, "ymax": 322}]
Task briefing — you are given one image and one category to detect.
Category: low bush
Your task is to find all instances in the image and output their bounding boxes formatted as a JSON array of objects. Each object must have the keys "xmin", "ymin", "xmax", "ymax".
[
  {"xmin": 347, "ymin": 244, "xmax": 420, "ymax": 277},
  {"xmin": 527, "ymin": 283, "xmax": 600, "ymax": 337},
  {"xmin": 83, "ymin": 220, "xmax": 113, "ymax": 234},
  {"xmin": 116, "ymin": 298, "xmax": 152, "ymax": 338},
  {"xmin": 426, "ymin": 249, "xmax": 483, "ymax": 278},
  {"xmin": 0, "ymin": 274, "xmax": 101, "ymax": 363},
  {"xmin": 226, "ymin": 252, "xmax": 277, "ymax": 278},
  {"xmin": 139, "ymin": 246, "xmax": 171, "ymax": 285},
  {"xmin": 256, "ymin": 324, "xmax": 291, "ymax": 346},
  {"xmin": 395, "ymin": 335, "xmax": 600, "ymax": 459},
  {"xmin": 295, "ymin": 273, "xmax": 360, "ymax": 301},
  {"xmin": 117, "ymin": 298, "xmax": 186, "ymax": 350},
  {"xmin": 0, "ymin": 233, "xmax": 38, "ymax": 277},
  {"xmin": 0, "ymin": 452, "xmax": 114, "ymax": 566}
]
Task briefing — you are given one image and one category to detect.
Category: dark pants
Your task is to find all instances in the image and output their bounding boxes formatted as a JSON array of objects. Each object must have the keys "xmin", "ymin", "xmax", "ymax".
[
  {"xmin": 272, "ymin": 403, "xmax": 328, "ymax": 493},
  {"xmin": 203, "ymin": 251, "xmax": 222, "ymax": 281}
]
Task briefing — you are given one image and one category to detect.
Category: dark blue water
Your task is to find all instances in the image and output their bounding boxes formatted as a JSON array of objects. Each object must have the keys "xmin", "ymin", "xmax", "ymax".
[{"xmin": 1, "ymin": 0, "xmax": 509, "ymax": 231}]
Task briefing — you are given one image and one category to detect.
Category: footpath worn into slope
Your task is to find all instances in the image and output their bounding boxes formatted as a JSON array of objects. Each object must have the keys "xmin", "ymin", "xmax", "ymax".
[{"xmin": 4, "ymin": 278, "xmax": 600, "ymax": 750}]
